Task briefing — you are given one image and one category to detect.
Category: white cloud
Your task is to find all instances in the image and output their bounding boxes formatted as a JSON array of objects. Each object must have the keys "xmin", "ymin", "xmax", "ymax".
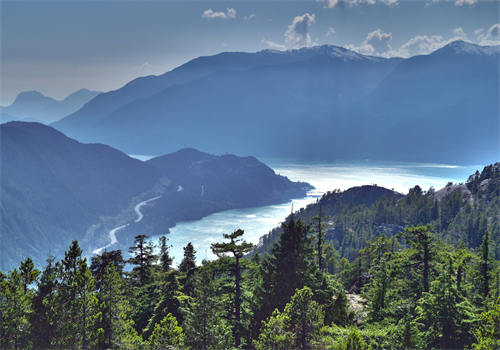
[
  {"xmin": 392, "ymin": 30, "xmax": 473, "ymax": 57},
  {"xmin": 317, "ymin": 0, "xmax": 397, "ymax": 8},
  {"xmin": 378, "ymin": 0, "xmax": 399, "ymax": 6},
  {"xmin": 345, "ymin": 27, "xmax": 477, "ymax": 58},
  {"xmin": 319, "ymin": 0, "xmax": 338, "ymax": 7},
  {"xmin": 474, "ymin": 28, "xmax": 484, "ymax": 37},
  {"xmin": 396, "ymin": 35, "xmax": 447, "ymax": 57},
  {"xmin": 455, "ymin": 0, "xmax": 477, "ymax": 6},
  {"xmin": 326, "ymin": 27, "xmax": 336, "ymax": 37},
  {"xmin": 346, "ymin": 29, "xmax": 393, "ymax": 55},
  {"xmin": 284, "ymin": 13, "xmax": 316, "ymax": 48},
  {"xmin": 346, "ymin": 25, "xmax": 498, "ymax": 59},
  {"xmin": 261, "ymin": 38, "xmax": 287, "ymax": 51},
  {"xmin": 478, "ymin": 23, "xmax": 500, "ymax": 45},
  {"xmin": 243, "ymin": 14, "xmax": 256, "ymax": 21},
  {"xmin": 202, "ymin": 8, "xmax": 237, "ymax": 20},
  {"xmin": 452, "ymin": 27, "xmax": 467, "ymax": 39}
]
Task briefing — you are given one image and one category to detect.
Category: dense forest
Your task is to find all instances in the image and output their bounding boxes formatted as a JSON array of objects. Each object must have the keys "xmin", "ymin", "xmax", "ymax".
[{"xmin": 1, "ymin": 163, "xmax": 499, "ymax": 349}]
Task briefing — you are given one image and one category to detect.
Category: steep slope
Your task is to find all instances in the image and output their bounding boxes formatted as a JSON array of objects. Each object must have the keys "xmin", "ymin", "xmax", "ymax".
[
  {"xmin": 1, "ymin": 89, "xmax": 101, "ymax": 124},
  {"xmin": 0, "ymin": 123, "xmax": 312, "ymax": 270},
  {"xmin": 351, "ymin": 40, "xmax": 499, "ymax": 164},
  {"xmin": 148, "ymin": 148, "xmax": 312, "ymax": 208},
  {"xmin": 53, "ymin": 45, "xmax": 401, "ymax": 157},
  {"xmin": 52, "ymin": 41, "xmax": 498, "ymax": 164},
  {"xmin": 0, "ymin": 122, "xmax": 159, "ymax": 270},
  {"xmin": 52, "ymin": 49, "xmax": 340, "ymax": 132},
  {"xmin": 123, "ymin": 148, "xmax": 313, "ymax": 236}
]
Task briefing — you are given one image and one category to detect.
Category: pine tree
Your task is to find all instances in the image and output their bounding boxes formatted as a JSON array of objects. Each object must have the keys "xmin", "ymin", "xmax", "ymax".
[
  {"xmin": 142, "ymin": 238, "xmax": 181, "ymax": 339},
  {"xmin": 179, "ymin": 242, "xmax": 196, "ymax": 273},
  {"xmin": 256, "ymin": 287, "xmax": 323, "ymax": 350},
  {"xmin": 128, "ymin": 234, "xmax": 156, "ymax": 286},
  {"xmin": 184, "ymin": 266, "xmax": 233, "ymax": 350},
  {"xmin": 90, "ymin": 250, "xmax": 125, "ymax": 290},
  {"xmin": 312, "ymin": 204, "xmax": 327, "ymax": 271},
  {"xmin": 98, "ymin": 264, "xmax": 143, "ymax": 349},
  {"xmin": 252, "ymin": 216, "xmax": 318, "ymax": 337},
  {"xmin": 158, "ymin": 236, "xmax": 173, "ymax": 272},
  {"xmin": 54, "ymin": 240, "xmax": 84, "ymax": 347},
  {"xmin": 75, "ymin": 259, "xmax": 100, "ymax": 349},
  {"xmin": 211, "ymin": 229, "xmax": 254, "ymax": 347},
  {"xmin": 413, "ymin": 256, "xmax": 479, "ymax": 349},
  {"xmin": 30, "ymin": 257, "xmax": 58, "ymax": 349},
  {"xmin": 0, "ymin": 268, "xmax": 33, "ymax": 349},
  {"xmin": 19, "ymin": 257, "xmax": 39, "ymax": 293},
  {"xmin": 147, "ymin": 313, "xmax": 185, "ymax": 349},
  {"xmin": 480, "ymin": 231, "xmax": 490, "ymax": 300},
  {"xmin": 404, "ymin": 225, "xmax": 434, "ymax": 295}
]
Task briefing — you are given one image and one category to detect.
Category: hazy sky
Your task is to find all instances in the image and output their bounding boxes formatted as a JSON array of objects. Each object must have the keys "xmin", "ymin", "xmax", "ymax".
[{"xmin": 1, "ymin": 0, "xmax": 499, "ymax": 105}]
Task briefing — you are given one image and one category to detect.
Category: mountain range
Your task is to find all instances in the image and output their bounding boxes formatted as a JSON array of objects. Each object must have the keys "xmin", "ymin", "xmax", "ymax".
[
  {"xmin": 0, "ymin": 122, "xmax": 311, "ymax": 271},
  {"xmin": 1, "ymin": 89, "xmax": 101, "ymax": 124},
  {"xmin": 52, "ymin": 41, "xmax": 499, "ymax": 165}
]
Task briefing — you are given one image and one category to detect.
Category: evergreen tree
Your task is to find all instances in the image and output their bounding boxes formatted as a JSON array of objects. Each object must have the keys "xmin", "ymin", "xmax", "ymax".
[
  {"xmin": 211, "ymin": 229, "xmax": 254, "ymax": 347},
  {"xmin": 285, "ymin": 287, "xmax": 324, "ymax": 349},
  {"xmin": 158, "ymin": 236, "xmax": 173, "ymax": 272},
  {"xmin": 184, "ymin": 266, "xmax": 233, "ymax": 350},
  {"xmin": 404, "ymin": 225, "xmax": 434, "ymax": 296},
  {"xmin": 97, "ymin": 264, "xmax": 143, "ymax": 349},
  {"xmin": 147, "ymin": 313, "xmax": 185, "ymax": 350},
  {"xmin": 128, "ymin": 234, "xmax": 156, "ymax": 286},
  {"xmin": 75, "ymin": 259, "xmax": 100, "ymax": 349},
  {"xmin": 30, "ymin": 257, "xmax": 58, "ymax": 349},
  {"xmin": 330, "ymin": 288, "xmax": 350, "ymax": 326},
  {"xmin": 413, "ymin": 257, "xmax": 479, "ymax": 349},
  {"xmin": 312, "ymin": 204, "xmax": 327, "ymax": 271},
  {"xmin": 473, "ymin": 297, "xmax": 500, "ymax": 349},
  {"xmin": 0, "ymin": 269, "xmax": 33, "ymax": 349},
  {"xmin": 335, "ymin": 329, "xmax": 369, "ymax": 350},
  {"xmin": 178, "ymin": 242, "xmax": 196, "ymax": 273},
  {"xmin": 19, "ymin": 257, "xmax": 39, "ymax": 293},
  {"xmin": 480, "ymin": 231, "xmax": 490, "ymax": 300},
  {"xmin": 256, "ymin": 287, "xmax": 323, "ymax": 350},
  {"xmin": 254, "ymin": 309, "xmax": 294, "ymax": 350},
  {"xmin": 252, "ymin": 216, "xmax": 318, "ymax": 337},
  {"xmin": 142, "ymin": 239, "xmax": 181, "ymax": 339},
  {"xmin": 54, "ymin": 240, "xmax": 84, "ymax": 347},
  {"xmin": 90, "ymin": 250, "xmax": 125, "ymax": 290}
]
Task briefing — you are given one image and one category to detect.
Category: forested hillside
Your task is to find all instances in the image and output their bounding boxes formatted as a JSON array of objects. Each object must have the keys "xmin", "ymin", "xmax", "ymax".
[
  {"xmin": 1, "ymin": 164, "xmax": 498, "ymax": 349},
  {"xmin": 0, "ymin": 122, "xmax": 310, "ymax": 271},
  {"xmin": 256, "ymin": 163, "xmax": 500, "ymax": 262}
]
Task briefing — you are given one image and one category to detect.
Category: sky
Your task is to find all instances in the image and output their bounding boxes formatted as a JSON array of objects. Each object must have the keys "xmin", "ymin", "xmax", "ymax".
[{"xmin": 1, "ymin": 0, "xmax": 499, "ymax": 105}]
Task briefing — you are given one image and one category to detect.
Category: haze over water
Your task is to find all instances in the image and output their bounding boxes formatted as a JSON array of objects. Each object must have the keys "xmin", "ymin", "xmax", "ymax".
[{"xmin": 151, "ymin": 160, "xmax": 479, "ymax": 265}]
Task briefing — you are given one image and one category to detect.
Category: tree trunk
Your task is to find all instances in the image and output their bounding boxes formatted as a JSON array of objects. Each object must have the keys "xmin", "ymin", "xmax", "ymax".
[
  {"xmin": 234, "ymin": 256, "xmax": 241, "ymax": 347},
  {"xmin": 317, "ymin": 205, "xmax": 323, "ymax": 271},
  {"xmin": 423, "ymin": 239, "xmax": 429, "ymax": 293}
]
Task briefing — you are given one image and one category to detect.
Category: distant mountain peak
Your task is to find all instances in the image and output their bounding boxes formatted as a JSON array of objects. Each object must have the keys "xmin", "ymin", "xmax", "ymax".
[
  {"xmin": 12, "ymin": 90, "xmax": 52, "ymax": 104},
  {"xmin": 1, "ymin": 88, "xmax": 101, "ymax": 124},
  {"xmin": 434, "ymin": 40, "xmax": 500, "ymax": 56},
  {"xmin": 259, "ymin": 44, "xmax": 385, "ymax": 62}
]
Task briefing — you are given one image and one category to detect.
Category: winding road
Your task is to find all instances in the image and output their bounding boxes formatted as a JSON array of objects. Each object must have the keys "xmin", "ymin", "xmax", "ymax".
[{"xmin": 92, "ymin": 196, "xmax": 161, "ymax": 255}]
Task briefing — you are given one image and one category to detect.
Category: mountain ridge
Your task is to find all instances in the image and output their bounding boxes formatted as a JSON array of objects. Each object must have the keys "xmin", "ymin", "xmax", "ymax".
[
  {"xmin": 52, "ymin": 40, "xmax": 499, "ymax": 165},
  {"xmin": 0, "ymin": 122, "xmax": 311, "ymax": 271},
  {"xmin": 1, "ymin": 88, "xmax": 101, "ymax": 124}
]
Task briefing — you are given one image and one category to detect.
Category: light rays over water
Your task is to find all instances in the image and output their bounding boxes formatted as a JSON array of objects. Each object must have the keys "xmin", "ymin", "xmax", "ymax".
[{"xmin": 152, "ymin": 160, "xmax": 479, "ymax": 265}]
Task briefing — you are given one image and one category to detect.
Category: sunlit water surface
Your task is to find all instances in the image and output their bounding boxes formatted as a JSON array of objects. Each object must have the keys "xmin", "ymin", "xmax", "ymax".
[{"xmin": 141, "ymin": 159, "xmax": 479, "ymax": 265}]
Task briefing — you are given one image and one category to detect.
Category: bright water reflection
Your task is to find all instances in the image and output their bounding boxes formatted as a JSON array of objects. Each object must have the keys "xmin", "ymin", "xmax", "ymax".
[{"xmin": 152, "ymin": 160, "xmax": 479, "ymax": 265}]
